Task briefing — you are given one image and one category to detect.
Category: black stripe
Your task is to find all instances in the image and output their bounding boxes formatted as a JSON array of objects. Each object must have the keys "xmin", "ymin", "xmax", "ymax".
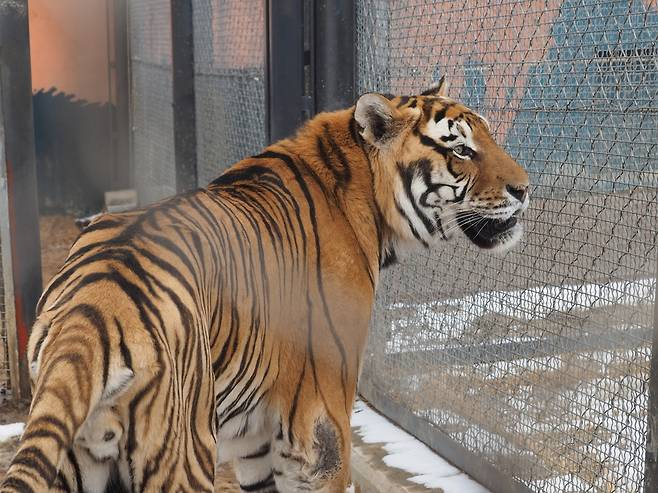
[
  {"xmin": 418, "ymin": 133, "xmax": 449, "ymax": 157},
  {"xmin": 69, "ymin": 304, "xmax": 110, "ymax": 390},
  {"xmin": 1, "ymin": 476, "xmax": 36, "ymax": 493},
  {"xmin": 288, "ymin": 361, "xmax": 306, "ymax": 444},
  {"xmin": 209, "ymin": 164, "xmax": 272, "ymax": 187},
  {"xmin": 21, "ymin": 428, "xmax": 66, "ymax": 450},
  {"xmin": 11, "ymin": 446, "xmax": 57, "ymax": 484},
  {"xmin": 55, "ymin": 470, "xmax": 73, "ymax": 493},
  {"xmin": 31, "ymin": 326, "xmax": 49, "ymax": 365},
  {"xmin": 241, "ymin": 442, "xmax": 271, "ymax": 460},
  {"xmin": 395, "ymin": 200, "xmax": 429, "ymax": 248},
  {"xmin": 115, "ymin": 318, "xmax": 133, "ymax": 371},
  {"xmin": 29, "ymin": 416, "xmax": 72, "ymax": 443},
  {"xmin": 434, "ymin": 106, "xmax": 448, "ymax": 122},
  {"xmin": 323, "ymin": 124, "xmax": 352, "ymax": 186},
  {"xmin": 396, "ymin": 161, "xmax": 436, "ymax": 236},
  {"xmin": 381, "ymin": 248, "xmax": 398, "ymax": 268},
  {"xmin": 240, "ymin": 473, "xmax": 275, "ymax": 492},
  {"xmin": 81, "ymin": 218, "xmax": 123, "ymax": 234},
  {"xmin": 67, "ymin": 449, "xmax": 84, "ymax": 493}
]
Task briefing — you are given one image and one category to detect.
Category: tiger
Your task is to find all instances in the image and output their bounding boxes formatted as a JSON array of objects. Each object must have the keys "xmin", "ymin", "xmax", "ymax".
[{"xmin": 0, "ymin": 78, "xmax": 529, "ymax": 493}]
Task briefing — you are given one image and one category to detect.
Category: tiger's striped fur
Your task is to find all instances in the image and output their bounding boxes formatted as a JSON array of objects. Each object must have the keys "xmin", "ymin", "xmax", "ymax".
[{"xmin": 1, "ymin": 81, "xmax": 529, "ymax": 492}]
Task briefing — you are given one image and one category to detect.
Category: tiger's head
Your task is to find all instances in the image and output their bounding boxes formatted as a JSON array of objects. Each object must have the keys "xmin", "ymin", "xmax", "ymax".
[{"xmin": 354, "ymin": 78, "xmax": 529, "ymax": 254}]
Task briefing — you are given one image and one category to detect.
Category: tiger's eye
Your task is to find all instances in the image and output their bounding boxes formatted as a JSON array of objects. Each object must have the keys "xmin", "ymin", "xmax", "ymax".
[{"xmin": 453, "ymin": 144, "xmax": 474, "ymax": 158}]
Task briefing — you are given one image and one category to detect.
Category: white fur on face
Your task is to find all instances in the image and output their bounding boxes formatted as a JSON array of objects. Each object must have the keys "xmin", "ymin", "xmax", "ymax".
[{"xmin": 425, "ymin": 117, "xmax": 478, "ymax": 154}]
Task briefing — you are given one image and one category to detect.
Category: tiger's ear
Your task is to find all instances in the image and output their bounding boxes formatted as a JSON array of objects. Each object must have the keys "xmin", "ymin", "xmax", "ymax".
[
  {"xmin": 421, "ymin": 75, "xmax": 449, "ymax": 97},
  {"xmin": 355, "ymin": 93, "xmax": 414, "ymax": 147}
]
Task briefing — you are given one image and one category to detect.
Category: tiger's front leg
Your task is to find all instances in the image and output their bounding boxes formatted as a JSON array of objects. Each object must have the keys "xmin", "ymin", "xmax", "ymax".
[
  {"xmin": 270, "ymin": 409, "xmax": 352, "ymax": 493},
  {"xmin": 217, "ymin": 402, "xmax": 278, "ymax": 492},
  {"xmin": 226, "ymin": 412, "xmax": 352, "ymax": 493},
  {"xmin": 264, "ymin": 359, "xmax": 355, "ymax": 493},
  {"xmin": 220, "ymin": 385, "xmax": 353, "ymax": 493}
]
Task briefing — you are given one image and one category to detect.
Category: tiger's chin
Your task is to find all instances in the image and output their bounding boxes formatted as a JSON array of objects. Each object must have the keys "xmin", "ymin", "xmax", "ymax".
[{"xmin": 457, "ymin": 212, "xmax": 524, "ymax": 253}]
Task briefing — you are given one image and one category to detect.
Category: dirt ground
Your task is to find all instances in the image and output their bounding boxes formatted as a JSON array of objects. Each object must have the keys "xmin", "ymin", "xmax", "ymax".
[
  {"xmin": 0, "ymin": 215, "xmax": 241, "ymax": 491},
  {"xmin": 40, "ymin": 214, "xmax": 82, "ymax": 285}
]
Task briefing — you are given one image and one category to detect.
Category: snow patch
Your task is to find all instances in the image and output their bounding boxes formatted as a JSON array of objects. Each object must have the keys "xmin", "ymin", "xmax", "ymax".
[
  {"xmin": 352, "ymin": 401, "xmax": 489, "ymax": 492},
  {"xmin": 0, "ymin": 422, "xmax": 24, "ymax": 442},
  {"xmin": 385, "ymin": 278, "xmax": 654, "ymax": 353}
]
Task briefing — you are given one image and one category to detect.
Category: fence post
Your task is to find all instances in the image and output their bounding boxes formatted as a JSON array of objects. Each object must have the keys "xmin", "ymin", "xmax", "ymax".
[
  {"xmin": 170, "ymin": 0, "xmax": 198, "ymax": 192},
  {"xmin": 314, "ymin": 0, "xmax": 355, "ymax": 112},
  {"xmin": 110, "ymin": 0, "xmax": 131, "ymax": 191},
  {"xmin": 266, "ymin": 0, "xmax": 309, "ymax": 143},
  {"xmin": 645, "ymin": 256, "xmax": 658, "ymax": 490},
  {"xmin": 0, "ymin": 0, "xmax": 43, "ymax": 400}
]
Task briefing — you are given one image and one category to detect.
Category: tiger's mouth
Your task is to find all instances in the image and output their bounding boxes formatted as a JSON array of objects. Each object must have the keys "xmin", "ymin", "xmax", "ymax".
[{"xmin": 456, "ymin": 212, "xmax": 522, "ymax": 250}]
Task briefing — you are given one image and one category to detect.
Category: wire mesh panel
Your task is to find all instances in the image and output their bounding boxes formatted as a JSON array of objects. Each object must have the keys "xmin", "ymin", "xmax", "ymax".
[
  {"xmin": 128, "ymin": 0, "xmax": 176, "ymax": 205},
  {"xmin": 193, "ymin": 0, "xmax": 267, "ymax": 185},
  {"xmin": 357, "ymin": 1, "xmax": 658, "ymax": 491}
]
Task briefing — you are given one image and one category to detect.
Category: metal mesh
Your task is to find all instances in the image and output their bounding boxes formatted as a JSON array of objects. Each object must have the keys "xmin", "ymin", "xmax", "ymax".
[
  {"xmin": 128, "ymin": 0, "xmax": 176, "ymax": 205},
  {"xmin": 193, "ymin": 0, "xmax": 267, "ymax": 185},
  {"xmin": 357, "ymin": 1, "xmax": 658, "ymax": 491}
]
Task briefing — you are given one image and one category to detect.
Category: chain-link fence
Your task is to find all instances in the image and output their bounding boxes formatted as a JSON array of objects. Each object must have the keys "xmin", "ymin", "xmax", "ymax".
[
  {"xmin": 128, "ymin": 0, "xmax": 176, "ymax": 205},
  {"xmin": 357, "ymin": 1, "xmax": 658, "ymax": 492},
  {"xmin": 193, "ymin": 0, "xmax": 267, "ymax": 185},
  {"xmin": 124, "ymin": 1, "xmax": 657, "ymax": 489},
  {"xmin": 127, "ymin": 0, "xmax": 267, "ymax": 197}
]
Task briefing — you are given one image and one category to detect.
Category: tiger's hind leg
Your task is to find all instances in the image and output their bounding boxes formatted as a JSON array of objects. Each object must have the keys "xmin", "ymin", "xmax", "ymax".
[{"xmin": 46, "ymin": 407, "xmax": 127, "ymax": 493}]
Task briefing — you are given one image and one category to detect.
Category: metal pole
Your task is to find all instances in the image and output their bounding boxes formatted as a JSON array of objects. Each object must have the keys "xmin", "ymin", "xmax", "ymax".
[
  {"xmin": 0, "ymin": 0, "xmax": 43, "ymax": 400},
  {"xmin": 645, "ymin": 253, "xmax": 658, "ymax": 491},
  {"xmin": 111, "ymin": 0, "xmax": 131, "ymax": 190},
  {"xmin": 267, "ymin": 0, "xmax": 307, "ymax": 143},
  {"xmin": 170, "ymin": 0, "xmax": 198, "ymax": 192},
  {"xmin": 314, "ymin": 0, "xmax": 355, "ymax": 112}
]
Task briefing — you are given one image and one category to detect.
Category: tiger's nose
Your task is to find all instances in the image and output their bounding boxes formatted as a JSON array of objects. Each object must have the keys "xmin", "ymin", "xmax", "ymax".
[{"xmin": 506, "ymin": 185, "xmax": 528, "ymax": 203}]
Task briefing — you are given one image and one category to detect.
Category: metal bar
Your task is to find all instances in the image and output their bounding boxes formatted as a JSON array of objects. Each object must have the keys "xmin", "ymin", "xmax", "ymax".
[
  {"xmin": 386, "ymin": 325, "xmax": 652, "ymax": 370},
  {"xmin": 359, "ymin": 385, "xmax": 534, "ymax": 493},
  {"xmin": 645, "ymin": 257, "xmax": 658, "ymax": 490},
  {"xmin": 111, "ymin": 0, "xmax": 131, "ymax": 190},
  {"xmin": 0, "ymin": 0, "xmax": 43, "ymax": 400},
  {"xmin": 314, "ymin": 0, "xmax": 355, "ymax": 112},
  {"xmin": 267, "ymin": 0, "xmax": 306, "ymax": 143},
  {"xmin": 170, "ymin": 0, "xmax": 198, "ymax": 192}
]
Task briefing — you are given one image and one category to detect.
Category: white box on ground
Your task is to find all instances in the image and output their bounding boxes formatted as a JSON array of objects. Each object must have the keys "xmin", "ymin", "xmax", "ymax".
[{"xmin": 105, "ymin": 189, "xmax": 138, "ymax": 213}]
